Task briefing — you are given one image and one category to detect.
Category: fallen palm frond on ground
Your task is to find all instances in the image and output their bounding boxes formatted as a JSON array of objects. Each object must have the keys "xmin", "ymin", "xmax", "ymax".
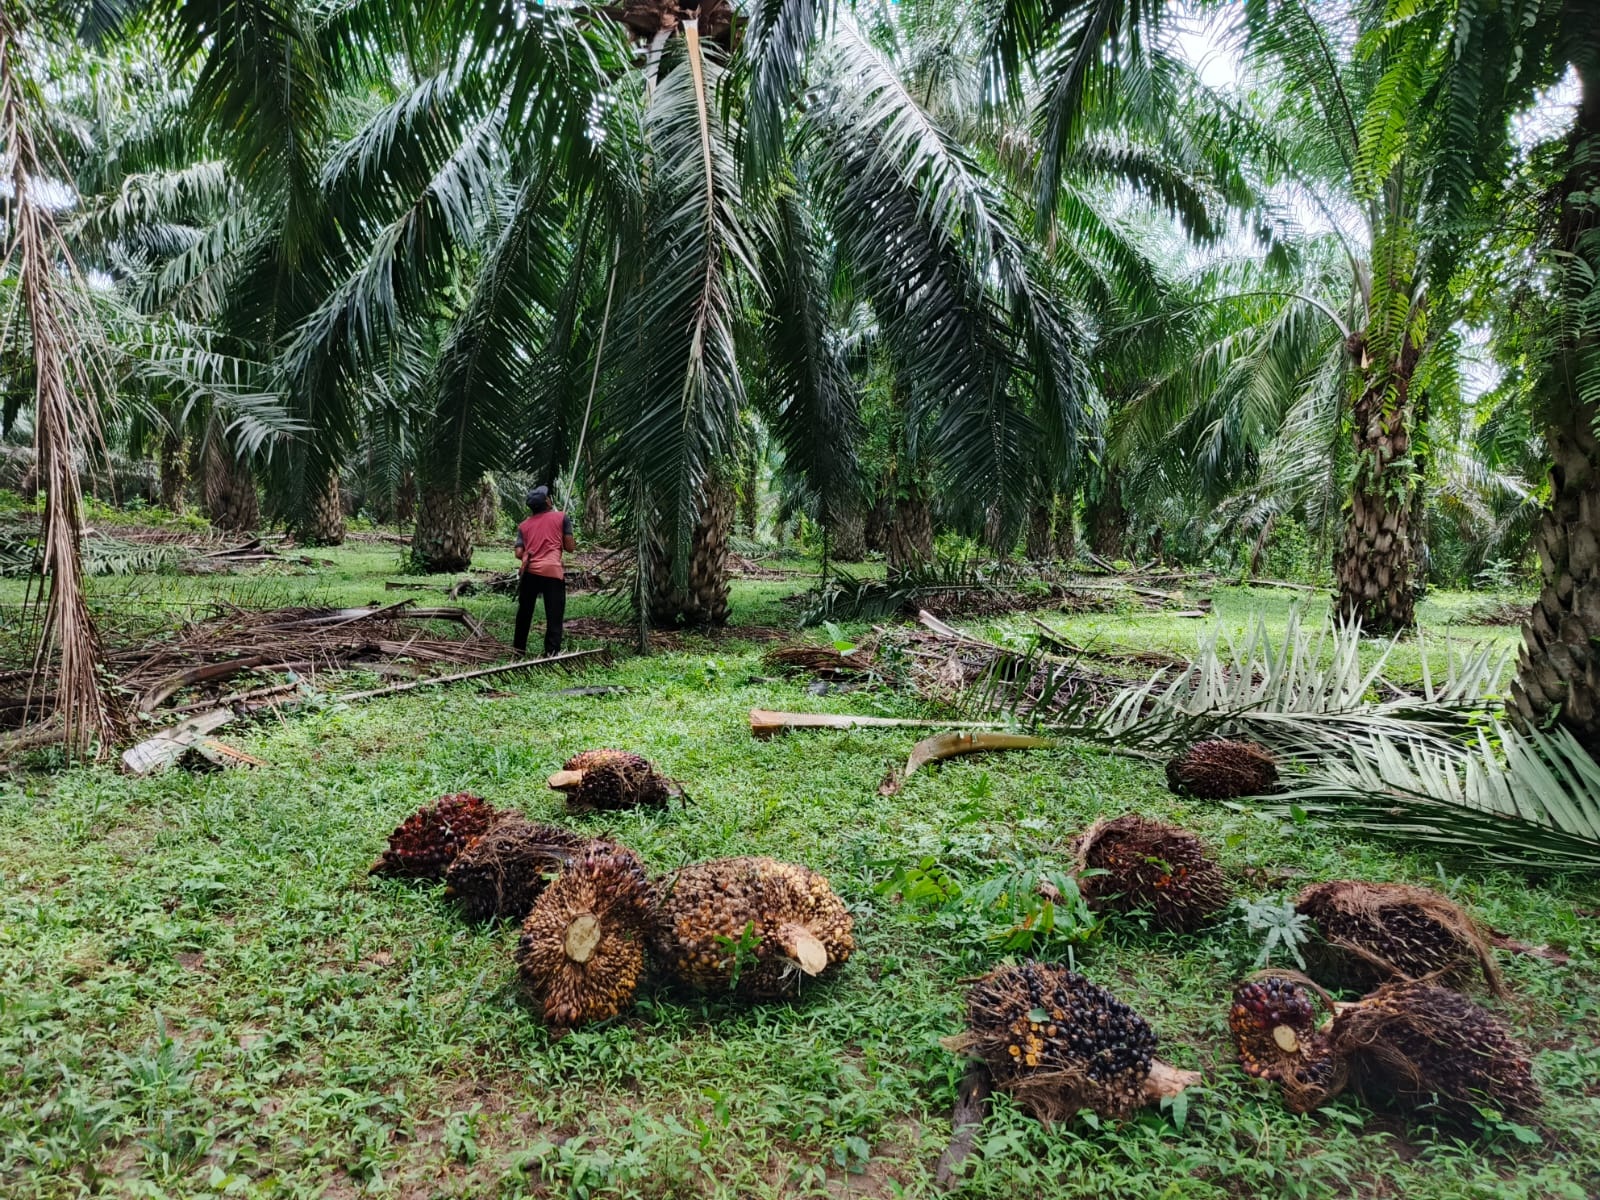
[
  {"xmin": 0, "ymin": 601, "xmax": 538, "ymax": 755},
  {"xmin": 969, "ymin": 607, "xmax": 1511, "ymax": 756},
  {"xmin": 1265, "ymin": 722, "xmax": 1600, "ymax": 873}
]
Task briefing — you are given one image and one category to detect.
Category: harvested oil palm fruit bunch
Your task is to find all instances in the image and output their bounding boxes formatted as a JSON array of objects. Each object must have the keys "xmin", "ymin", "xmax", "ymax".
[
  {"xmin": 946, "ymin": 962, "xmax": 1199, "ymax": 1123},
  {"xmin": 444, "ymin": 817, "xmax": 591, "ymax": 922},
  {"xmin": 651, "ymin": 857, "xmax": 853, "ymax": 999},
  {"xmin": 1072, "ymin": 815, "xmax": 1230, "ymax": 932},
  {"xmin": 1328, "ymin": 980, "xmax": 1540, "ymax": 1121},
  {"xmin": 1165, "ymin": 739, "xmax": 1278, "ymax": 799},
  {"xmin": 369, "ymin": 792, "xmax": 504, "ymax": 879},
  {"xmin": 517, "ymin": 844, "xmax": 655, "ymax": 1027},
  {"xmin": 1228, "ymin": 973, "xmax": 1348, "ymax": 1113},
  {"xmin": 547, "ymin": 749, "xmax": 680, "ymax": 813},
  {"xmin": 1294, "ymin": 880, "xmax": 1502, "ymax": 995}
]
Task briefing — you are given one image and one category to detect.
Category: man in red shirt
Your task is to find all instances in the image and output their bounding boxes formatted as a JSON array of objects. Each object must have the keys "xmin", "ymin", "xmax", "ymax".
[{"xmin": 513, "ymin": 486, "xmax": 576, "ymax": 655}]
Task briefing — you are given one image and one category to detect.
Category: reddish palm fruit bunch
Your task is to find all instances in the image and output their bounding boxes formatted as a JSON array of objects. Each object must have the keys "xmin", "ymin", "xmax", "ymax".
[
  {"xmin": 1294, "ymin": 880, "xmax": 1503, "ymax": 995},
  {"xmin": 369, "ymin": 793, "xmax": 503, "ymax": 880},
  {"xmin": 953, "ymin": 962, "xmax": 1190, "ymax": 1122},
  {"xmin": 650, "ymin": 857, "xmax": 854, "ymax": 1000},
  {"xmin": 548, "ymin": 750, "xmax": 678, "ymax": 813},
  {"xmin": 1328, "ymin": 981, "xmax": 1540, "ymax": 1121},
  {"xmin": 1227, "ymin": 974, "xmax": 1348, "ymax": 1112},
  {"xmin": 1164, "ymin": 739, "xmax": 1279, "ymax": 799},
  {"xmin": 443, "ymin": 817, "xmax": 592, "ymax": 923},
  {"xmin": 516, "ymin": 845, "xmax": 656, "ymax": 1027},
  {"xmin": 1073, "ymin": 815, "xmax": 1231, "ymax": 932}
]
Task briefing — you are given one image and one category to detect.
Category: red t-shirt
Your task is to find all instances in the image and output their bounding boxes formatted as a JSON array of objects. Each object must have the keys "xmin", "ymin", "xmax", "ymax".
[{"xmin": 515, "ymin": 509, "xmax": 571, "ymax": 579}]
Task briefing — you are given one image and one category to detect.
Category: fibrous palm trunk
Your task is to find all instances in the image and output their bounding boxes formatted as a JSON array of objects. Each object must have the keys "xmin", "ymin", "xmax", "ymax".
[
  {"xmin": 829, "ymin": 505, "xmax": 866, "ymax": 562},
  {"xmin": 297, "ymin": 470, "xmax": 346, "ymax": 547},
  {"xmin": 864, "ymin": 496, "xmax": 890, "ymax": 553},
  {"xmin": 1333, "ymin": 341, "xmax": 1419, "ymax": 633},
  {"xmin": 410, "ymin": 483, "xmax": 477, "ymax": 572},
  {"xmin": 1085, "ymin": 474, "xmax": 1126, "ymax": 560},
  {"xmin": 1026, "ymin": 503, "xmax": 1053, "ymax": 561},
  {"xmin": 158, "ymin": 427, "xmax": 187, "ymax": 514},
  {"xmin": 648, "ymin": 474, "xmax": 732, "ymax": 627},
  {"xmin": 201, "ymin": 433, "xmax": 259, "ymax": 532},
  {"xmin": 1512, "ymin": 72, "xmax": 1600, "ymax": 753},
  {"xmin": 1054, "ymin": 495, "xmax": 1076, "ymax": 563},
  {"xmin": 582, "ymin": 475, "xmax": 609, "ymax": 542},
  {"xmin": 887, "ymin": 486, "xmax": 933, "ymax": 579}
]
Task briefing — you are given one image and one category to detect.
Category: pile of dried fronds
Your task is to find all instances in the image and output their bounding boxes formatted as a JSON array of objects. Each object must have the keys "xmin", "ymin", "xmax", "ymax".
[{"xmin": 0, "ymin": 601, "xmax": 505, "ymax": 736}]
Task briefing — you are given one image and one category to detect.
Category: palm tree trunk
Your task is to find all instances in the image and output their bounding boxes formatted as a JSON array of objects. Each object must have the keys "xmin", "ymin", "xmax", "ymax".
[
  {"xmin": 887, "ymin": 485, "xmax": 934, "ymax": 579},
  {"xmin": 201, "ymin": 433, "xmax": 259, "ymax": 532},
  {"xmin": 1512, "ymin": 69, "xmax": 1600, "ymax": 753},
  {"xmin": 647, "ymin": 473, "xmax": 732, "ymax": 627},
  {"xmin": 158, "ymin": 426, "xmax": 187, "ymax": 513},
  {"xmin": 582, "ymin": 476, "xmax": 609, "ymax": 542},
  {"xmin": 685, "ymin": 473, "xmax": 732, "ymax": 626},
  {"xmin": 410, "ymin": 483, "xmax": 477, "ymax": 572},
  {"xmin": 829, "ymin": 504, "xmax": 866, "ymax": 561},
  {"xmin": 1054, "ymin": 494, "xmax": 1076, "ymax": 563},
  {"xmin": 1085, "ymin": 474, "xmax": 1126, "ymax": 560},
  {"xmin": 1026, "ymin": 503, "xmax": 1052, "ymax": 561},
  {"xmin": 1333, "ymin": 344, "xmax": 1419, "ymax": 633},
  {"xmin": 864, "ymin": 496, "xmax": 890, "ymax": 553},
  {"xmin": 296, "ymin": 470, "xmax": 346, "ymax": 546}
]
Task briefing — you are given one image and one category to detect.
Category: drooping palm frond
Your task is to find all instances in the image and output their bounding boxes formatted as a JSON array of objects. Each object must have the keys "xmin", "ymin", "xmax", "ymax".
[
  {"xmin": 1268, "ymin": 722, "xmax": 1600, "ymax": 874},
  {"xmin": 604, "ymin": 41, "xmax": 760, "ymax": 580}
]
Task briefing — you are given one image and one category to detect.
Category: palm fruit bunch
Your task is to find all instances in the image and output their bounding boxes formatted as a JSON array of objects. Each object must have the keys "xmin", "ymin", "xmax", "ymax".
[
  {"xmin": 947, "ymin": 962, "xmax": 1197, "ymax": 1123},
  {"xmin": 1072, "ymin": 815, "xmax": 1231, "ymax": 932},
  {"xmin": 444, "ymin": 817, "xmax": 592, "ymax": 922},
  {"xmin": 369, "ymin": 793, "xmax": 504, "ymax": 879},
  {"xmin": 1326, "ymin": 981, "xmax": 1540, "ymax": 1121},
  {"xmin": 1294, "ymin": 880, "xmax": 1502, "ymax": 995},
  {"xmin": 1228, "ymin": 974, "xmax": 1347, "ymax": 1112},
  {"xmin": 1164, "ymin": 738, "xmax": 1279, "ymax": 799},
  {"xmin": 547, "ymin": 750, "xmax": 678, "ymax": 813},
  {"xmin": 516, "ymin": 844, "xmax": 655, "ymax": 1027},
  {"xmin": 651, "ymin": 857, "xmax": 854, "ymax": 1000}
]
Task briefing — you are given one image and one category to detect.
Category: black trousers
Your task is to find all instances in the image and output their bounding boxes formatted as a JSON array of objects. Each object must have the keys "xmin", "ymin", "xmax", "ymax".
[{"xmin": 514, "ymin": 572, "xmax": 566, "ymax": 655}]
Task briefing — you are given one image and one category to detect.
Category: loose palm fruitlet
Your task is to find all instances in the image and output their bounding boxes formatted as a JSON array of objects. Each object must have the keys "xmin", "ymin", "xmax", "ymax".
[
  {"xmin": 651, "ymin": 857, "xmax": 854, "ymax": 999},
  {"xmin": 369, "ymin": 793, "xmax": 504, "ymax": 879},
  {"xmin": 547, "ymin": 750, "xmax": 680, "ymax": 813},
  {"xmin": 1072, "ymin": 815, "xmax": 1231, "ymax": 932},
  {"xmin": 1165, "ymin": 739, "xmax": 1278, "ymax": 799},
  {"xmin": 444, "ymin": 817, "xmax": 592, "ymax": 922},
  {"xmin": 1327, "ymin": 981, "xmax": 1540, "ymax": 1121},
  {"xmin": 1228, "ymin": 973, "xmax": 1348, "ymax": 1112},
  {"xmin": 1294, "ymin": 880, "xmax": 1502, "ymax": 995},
  {"xmin": 945, "ymin": 962, "xmax": 1199, "ymax": 1123},
  {"xmin": 517, "ymin": 844, "xmax": 655, "ymax": 1027}
]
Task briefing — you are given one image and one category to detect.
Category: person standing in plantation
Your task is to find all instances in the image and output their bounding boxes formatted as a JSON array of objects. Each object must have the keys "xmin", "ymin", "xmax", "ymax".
[{"xmin": 513, "ymin": 487, "xmax": 575, "ymax": 656}]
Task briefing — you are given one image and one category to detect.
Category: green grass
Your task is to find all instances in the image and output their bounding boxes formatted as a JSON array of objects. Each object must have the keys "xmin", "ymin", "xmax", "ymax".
[{"xmin": 1, "ymin": 550, "xmax": 1595, "ymax": 1198}]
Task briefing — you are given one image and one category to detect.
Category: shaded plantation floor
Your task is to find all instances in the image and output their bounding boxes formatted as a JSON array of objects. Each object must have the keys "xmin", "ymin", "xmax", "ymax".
[{"xmin": 0, "ymin": 560, "xmax": 1595, "ymax": 1199}]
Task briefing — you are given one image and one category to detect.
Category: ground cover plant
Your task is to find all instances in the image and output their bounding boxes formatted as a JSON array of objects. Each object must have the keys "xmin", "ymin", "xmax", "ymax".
[{"xmin": 2, "ymin": 550, "xmax": 1598, "ymax": 1199}]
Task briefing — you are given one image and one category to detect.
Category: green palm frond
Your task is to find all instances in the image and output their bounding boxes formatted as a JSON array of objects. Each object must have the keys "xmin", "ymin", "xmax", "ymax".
[
  {"xmin": 1269, "ymin": 722, "xmax": 1600, "ymax": 874},
  {"xmin": 968, "ymin": 606, "xmax": 1510, "ymax": 755},
  {"xmin": 604, "ymin": 42, "xmax": 759, "ymax": 577}
]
